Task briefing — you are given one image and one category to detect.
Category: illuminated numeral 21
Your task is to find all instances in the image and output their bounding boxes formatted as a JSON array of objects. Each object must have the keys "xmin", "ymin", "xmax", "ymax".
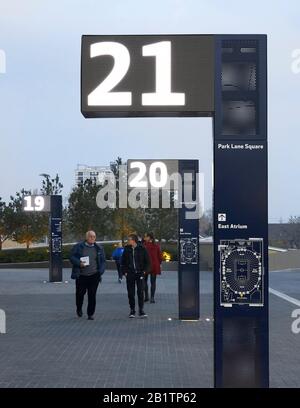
[{"xmin": 88, "ymin": 41, "xmax": 185, "ymax": 107}]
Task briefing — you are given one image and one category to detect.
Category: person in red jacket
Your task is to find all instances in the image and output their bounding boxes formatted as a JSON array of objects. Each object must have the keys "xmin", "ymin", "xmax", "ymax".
[{"xmin": 143, "ymin": 232, "xmax": 162, "ymax": 303}]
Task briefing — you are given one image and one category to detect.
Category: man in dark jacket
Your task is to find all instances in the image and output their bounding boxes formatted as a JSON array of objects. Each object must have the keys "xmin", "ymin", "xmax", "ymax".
[
  {"xmin": 70, "ymin": 231, "xmax": 105, "ymax": 320},
  {"xmin": 121, "ymin": 233, "xmax": 151, "ymax": 318}
]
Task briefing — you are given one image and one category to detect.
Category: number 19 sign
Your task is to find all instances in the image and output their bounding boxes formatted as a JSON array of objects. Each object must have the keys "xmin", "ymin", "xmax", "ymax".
[
  {"xmin": 22, "ymin": 195, "xmax": 51, "ymax": 212},
  {"xmin": 81, "ymin": 35, "xmax": 214, "ymax": 117}
]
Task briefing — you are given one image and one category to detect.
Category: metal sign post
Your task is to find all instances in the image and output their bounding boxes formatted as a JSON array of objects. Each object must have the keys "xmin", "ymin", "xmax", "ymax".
[
  {"xmin": 82, "ymin": 34, "xmax": 269, "ymax": 388},
  {"xmin": 49, "ymin": 195, "xmax": 63, "ymax": 282},
  {"xmin": 127, "ymin": 159, "xmax": 200, "ymax": 320},
  {"xmin": 213, "ymin": 35, "xmax": 268, "ymax": 387},
  {"xmin": 178, "ymin": 160, "xmax": 199, "ymax": 320},
  {"xmin": 22, "ymin": 194, "xmax": 63, "ymax": 283}
]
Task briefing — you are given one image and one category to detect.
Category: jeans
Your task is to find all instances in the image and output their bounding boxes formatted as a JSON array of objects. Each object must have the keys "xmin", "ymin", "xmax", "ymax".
[
  {"xmin": 144, "ymin": 273, "xmax": 157, "ymax": 299},
  {"xmin": 126, "ymin": 273, "xmax": 145, "ymax": 312},
  {"xmin": 76, "ymin": 273, "xmax": 100, "ymax": 317}
]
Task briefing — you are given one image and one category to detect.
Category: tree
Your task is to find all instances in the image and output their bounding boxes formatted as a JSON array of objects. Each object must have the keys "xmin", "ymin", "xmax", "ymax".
[
  {"xmin": 67, "ymin": 179, "xmax": 114, "ymax": 240},
  {"xmin": 289, "ymin": 216, "xmax": 300, "ymax": 223},
  {"xmin": 199, "ymin": 209, "xmax": 213, "ymax": 237},
  {"xmin": 140, "ymin": 207, "xmax": 177, "ymax": 241},
  {"xmin": 110, "ymin": 158, "xmax": 178, "ymax": 242},
  {"xmin": 8, "ymin": 189, "xmax": 48, "ymax": 249},
  {"xmin": 287, "ymin": 216, "xmax": 300, "ymax": 248},
  {"xmin": 39, "ymin": 173, "xmax": 63, "ymax": 195},
  {"xmin": 110, "ymin": 157, "xmax": 136, "ymax": 243},
  {"xmin": 113, "ymin": 208, "xmax": 136, "ymax": 242},
  {"xmin": 0, "ymin": 197, "xmax": 12, "ymax": 250}
]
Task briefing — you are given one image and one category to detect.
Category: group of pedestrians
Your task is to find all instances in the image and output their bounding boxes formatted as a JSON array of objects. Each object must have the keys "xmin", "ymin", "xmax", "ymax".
[{"xmin": 70, "ymin": 231, "xmax": 162, "ymax": 320}]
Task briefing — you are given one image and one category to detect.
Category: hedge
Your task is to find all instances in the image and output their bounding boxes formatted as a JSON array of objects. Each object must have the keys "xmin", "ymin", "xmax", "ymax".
[{"xmin": 0, "ymin": 242, "xmax": 178, "ymax": 263}]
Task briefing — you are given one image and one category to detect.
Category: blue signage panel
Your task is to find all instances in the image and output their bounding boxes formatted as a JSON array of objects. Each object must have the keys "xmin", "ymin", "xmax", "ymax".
[
  {"xmin": 126, "ymin": 159, "xmax": 200, "ymax": 320},
  {"xmin": 213, "ymin": 35, "xmax": 268, "ymax": 388},
  {"xmin": 178, "ymin": 160, "xmax": 199, "ymax": 320},
  {"xmin": 49, "ymin": 195, "xmax": 63, "ymax": 283}
]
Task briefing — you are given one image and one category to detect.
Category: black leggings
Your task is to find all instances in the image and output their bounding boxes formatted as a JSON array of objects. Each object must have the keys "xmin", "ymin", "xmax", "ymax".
[{"xmin": 144, "ymin": 273, "xmax": 157, "ymax": 299}]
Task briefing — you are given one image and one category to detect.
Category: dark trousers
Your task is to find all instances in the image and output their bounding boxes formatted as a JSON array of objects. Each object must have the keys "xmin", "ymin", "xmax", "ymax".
[
  {"xmin": 115, "ymin": 261, "xmax": 122, "ymax": 279},
  {"xmin": 144, "ymin": 273, "xmax": 157, "ymax": 299},
  {"xmin": 76, "ymin": 273, "xmax": 100, "ymax": 317},
  {"xmin": 126, "ymin": 273, "xmax": 145, "ymax": 312}
]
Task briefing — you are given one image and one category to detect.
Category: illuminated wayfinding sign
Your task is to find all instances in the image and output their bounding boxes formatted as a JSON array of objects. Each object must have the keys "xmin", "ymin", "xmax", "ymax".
[
  {"xmin": 81, "ymin": 34, "xmax": 268, "ymax": 388},
  {"xmin": 81, "ymin": 35, "xmax": 214, "ymax": 117},
  {"xmin": 127, "ymin": 159, "xmax": 199, "ymax": 320},
  {"xmin": 22, "ymin": 195, "xmax": 62, "ymax": 283},
  {"xmin": 23, "ymin": 195, "xmax": 51, "ymax": 212},
  {"xmin": 127, "ymin": 159, "xmax": 179, "ymax": 190}
]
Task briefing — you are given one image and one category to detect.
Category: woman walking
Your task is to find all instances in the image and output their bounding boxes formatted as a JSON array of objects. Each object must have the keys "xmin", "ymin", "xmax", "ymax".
[{"xmin": 143, "ymin": 232, "xmax": 162, "ymax": 303}]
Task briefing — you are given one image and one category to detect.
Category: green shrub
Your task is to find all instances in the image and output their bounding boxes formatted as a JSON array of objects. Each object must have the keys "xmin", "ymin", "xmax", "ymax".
[
  {"xmin": 0, "ymin": 247, "xmax": 49, "ymax": 263},
  {"xmin": 0, "ymin": 241, "xmax": 178, "ymax": 263}
]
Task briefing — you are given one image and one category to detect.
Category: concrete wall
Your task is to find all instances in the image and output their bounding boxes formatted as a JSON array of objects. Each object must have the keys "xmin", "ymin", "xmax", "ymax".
[
  {"xmin": 269, "ymin": 249, "xmax": 300, "ymax": 271},
  {"xmin": 199, "ymin": 243, "xmax": 300, "ymax": 272},
  {"xmin": 200, "ymin": 242, "xmax": 214, "ymax": 270}
]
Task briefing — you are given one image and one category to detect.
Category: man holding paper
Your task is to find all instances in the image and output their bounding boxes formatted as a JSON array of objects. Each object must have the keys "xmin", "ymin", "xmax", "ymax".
[{"xmin": 70, "ymin": 231, "xmax": 106, "ymax": 320}]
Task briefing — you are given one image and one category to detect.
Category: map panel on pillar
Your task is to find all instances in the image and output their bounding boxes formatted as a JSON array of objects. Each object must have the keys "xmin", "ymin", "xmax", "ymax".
[
  {"xmin": 52, "ymin": 237, "xmax": 62, "ymax": 253},
  {"xmin": 219, "ymin": 238, "xmax": 263, "ymax": 307},
  {"xmin": 180, "ymin": 237, "xmax": 198, "ymax": 265}
]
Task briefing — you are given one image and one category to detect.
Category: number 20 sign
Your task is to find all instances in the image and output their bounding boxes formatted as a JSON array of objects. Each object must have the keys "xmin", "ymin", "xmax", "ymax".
[{"xmin": 81, "ymin": 35, "xmax": 214, "ymax": 118}]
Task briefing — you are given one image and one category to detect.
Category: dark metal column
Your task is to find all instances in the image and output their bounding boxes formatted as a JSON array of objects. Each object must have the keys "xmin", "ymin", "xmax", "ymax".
[
  {"xmin": 178, "ymin": 159, "xmax": 200, "ymax": 320},
  {"xmin": 213, "ymin": 35, "xmax": 269, "ymax": 387},
  {"xmin": 49, "ymin": 195, "xmax": 63, "ymax": 282}
]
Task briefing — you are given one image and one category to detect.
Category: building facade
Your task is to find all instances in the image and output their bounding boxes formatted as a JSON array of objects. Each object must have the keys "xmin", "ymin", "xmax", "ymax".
[{"xmin": 75, "ymin": 164, "xmax": 114, "ymax": 186}]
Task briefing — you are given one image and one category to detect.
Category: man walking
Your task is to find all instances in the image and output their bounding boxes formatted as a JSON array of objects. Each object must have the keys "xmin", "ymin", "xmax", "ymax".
[
  {"xmin": 121, "ymin": 234, "xmax": 151, "ymax": 318},
  {"xmin": 70, "ymin": 231, "xmax": 105, "ymax": 320}
]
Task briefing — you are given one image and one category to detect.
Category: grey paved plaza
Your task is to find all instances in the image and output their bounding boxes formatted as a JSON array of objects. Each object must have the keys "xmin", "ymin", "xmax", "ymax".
[{"xmin": 0, "ymin": 268, "xmax": 300, "ymax": 388}]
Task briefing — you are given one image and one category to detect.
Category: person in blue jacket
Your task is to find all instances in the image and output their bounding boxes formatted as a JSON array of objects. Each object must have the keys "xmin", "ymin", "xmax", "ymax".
[
  {"xmin": 70, "ymin": 230, "xmax": 105, "ymax": 320},
  {"xmin": 112, "ymin": 242, "xmax": 124, "ymax": 283}
]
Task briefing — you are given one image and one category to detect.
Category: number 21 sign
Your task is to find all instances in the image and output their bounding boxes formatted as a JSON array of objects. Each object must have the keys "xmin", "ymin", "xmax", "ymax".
[{"xmin": 81, "ymin": 35, "xmax": 214, "ymax": 118}]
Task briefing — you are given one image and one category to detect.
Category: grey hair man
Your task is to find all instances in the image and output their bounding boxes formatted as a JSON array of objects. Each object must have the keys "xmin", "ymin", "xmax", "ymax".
[{"xmin": 70, "ymin": 231, "xmax": 106, "ymax": 320}]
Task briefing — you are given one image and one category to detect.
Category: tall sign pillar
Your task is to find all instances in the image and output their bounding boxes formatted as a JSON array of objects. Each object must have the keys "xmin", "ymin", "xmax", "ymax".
[
  {"xmin": 22, "ymin": 194, "xmax": 63, "ymax": 283},
  {"xmin": 81, "ymin": 33, "xmax": 269, "ymax": 386},
  {"xmin": 49, "ymin": 195, "xmax": 63, "ymax": 282},
  {"xmin": 213, "ymin": 35, "xmax": 269, "ymax": 387},
  {"xmin": 178, "ymin": 160, "xmax": 200, "ymax": 320},
  {"xmin": 127, "ymin": 159, "xmax": 200, "ymax": 320}
]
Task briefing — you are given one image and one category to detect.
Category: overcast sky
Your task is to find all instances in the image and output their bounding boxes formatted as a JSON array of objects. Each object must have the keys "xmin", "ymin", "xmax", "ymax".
[{"xmin": 0, "ymin": 0, "xmax": 299, "ymax": 222}]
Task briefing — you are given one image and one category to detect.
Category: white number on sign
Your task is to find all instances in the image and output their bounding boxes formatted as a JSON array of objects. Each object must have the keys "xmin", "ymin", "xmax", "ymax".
[
  {"xmin": 129, "ymin": 162, "xmax": 147, "ymax": 188},
  {"xmin": 87, "ymin": 41, "xmax": 185, "ymax": 107},
  {"xmin": 88, "ymin": 42, "xmax": 132, "ymax": 106},
  {"xmin": 129, "ymin": 161, "xmax": 168, "ymax": 188},
  {"xmin": 149, "ymin": 162, "xmax": 168, "ymax": 187},
  {"xmin": 142, "ymin": 41, "xmax": 185, "ymax": 106},
  {"xmin": 24, "ymin": 196, "xmax": 45, "ymax": 212}
]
